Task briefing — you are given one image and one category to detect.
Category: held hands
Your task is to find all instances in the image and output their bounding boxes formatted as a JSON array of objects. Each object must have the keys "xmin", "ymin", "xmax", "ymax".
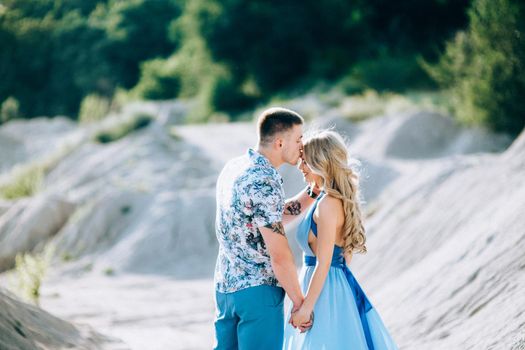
[{"xmin": 289, "ymin": 303, "xmax": 314, "ymax": 333}]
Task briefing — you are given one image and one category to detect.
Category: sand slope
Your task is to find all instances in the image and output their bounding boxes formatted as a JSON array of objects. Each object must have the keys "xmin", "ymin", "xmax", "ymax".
[{"xmin": 0, "ymin": 99, "xmax": 523, "ymax": 349}]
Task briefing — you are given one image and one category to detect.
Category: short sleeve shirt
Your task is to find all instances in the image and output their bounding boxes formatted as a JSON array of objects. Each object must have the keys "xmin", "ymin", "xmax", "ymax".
[{"xmin": 214, "ymin": 148, "xmax": 285, "ymax": 293}]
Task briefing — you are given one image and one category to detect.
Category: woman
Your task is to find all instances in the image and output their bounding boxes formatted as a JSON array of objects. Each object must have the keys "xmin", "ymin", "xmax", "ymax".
[{"xmin": 283, "ymin": 130, "xmax": 398, "ymax": 349}]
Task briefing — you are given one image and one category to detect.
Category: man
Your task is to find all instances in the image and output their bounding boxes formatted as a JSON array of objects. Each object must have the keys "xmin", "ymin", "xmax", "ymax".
[{"xmin": 214, "ymin": 107, "xmax": 319, "ymax": 349}]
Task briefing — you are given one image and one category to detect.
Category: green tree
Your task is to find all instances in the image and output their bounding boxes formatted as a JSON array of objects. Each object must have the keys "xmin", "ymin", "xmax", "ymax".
[
  {"xmin": 426, "ymin": 0, "xmax": 525, "ymax": 135},
  {"xmin": 101, "ymin": 0, "xmax": 182, "ymax": 89},
  {"xmin": 0, "ymin": 0, "xmax": 181, "ymax": 119},
  {"xmin": 181, "ymin": 0, "xmax": 470, "ymax": 100}
]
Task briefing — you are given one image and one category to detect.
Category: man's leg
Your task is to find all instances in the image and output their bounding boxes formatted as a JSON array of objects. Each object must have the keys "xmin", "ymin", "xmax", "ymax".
[
  {"xmin": 234, "ymin": 285, "xmax": 285, "ymax": 350},
  {"xmin": 214, "ymin": 291, "xmax": 239, "ymax": 350}
]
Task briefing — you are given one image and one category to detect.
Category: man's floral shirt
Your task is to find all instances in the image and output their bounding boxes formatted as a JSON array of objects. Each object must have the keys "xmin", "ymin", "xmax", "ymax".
[{"xmin": 214, "ymin": 148, "xmax": 285, "ymax": 293}]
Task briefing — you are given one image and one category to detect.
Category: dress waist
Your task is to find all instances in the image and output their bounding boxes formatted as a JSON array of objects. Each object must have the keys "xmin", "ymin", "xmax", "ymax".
[{"xmin": 304, "ymin": 254, "xmax": 345, "ymax": 267}]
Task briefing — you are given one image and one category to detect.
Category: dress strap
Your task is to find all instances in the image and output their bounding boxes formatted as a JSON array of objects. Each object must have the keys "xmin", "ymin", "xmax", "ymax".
[{"xmin": 310, "ymin": 192, "xmax": 325, "ymax": 237}]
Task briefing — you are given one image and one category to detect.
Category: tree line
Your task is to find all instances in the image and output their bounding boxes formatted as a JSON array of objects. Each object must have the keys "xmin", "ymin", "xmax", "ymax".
[{"xmin": 1, "ymin": 0, "xmax": 523, "ymax": 135}]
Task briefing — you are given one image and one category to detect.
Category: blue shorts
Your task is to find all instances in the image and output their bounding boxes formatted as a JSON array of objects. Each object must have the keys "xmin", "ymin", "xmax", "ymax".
[{"xmin": 214, "ymin": 285, "xmax": 285, "ymax": 350}]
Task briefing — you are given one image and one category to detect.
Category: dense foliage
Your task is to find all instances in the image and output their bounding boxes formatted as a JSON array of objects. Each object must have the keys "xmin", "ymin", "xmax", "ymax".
[
  {"xmin": 0, "ymin": 0, "xmax": 181, "ymax": 117},
  {"xmin": 5, "ymin": 0, "xmax": 523, "ymax": 135},
  {"xmin": 425, "ymin": 0, "xmax": 525, "ymax": 135}
]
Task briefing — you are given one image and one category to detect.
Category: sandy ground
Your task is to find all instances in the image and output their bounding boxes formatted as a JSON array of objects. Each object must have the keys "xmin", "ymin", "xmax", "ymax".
[{"xmin": 40, "ymin": 273, "xmax": 215, "ymax": 350}]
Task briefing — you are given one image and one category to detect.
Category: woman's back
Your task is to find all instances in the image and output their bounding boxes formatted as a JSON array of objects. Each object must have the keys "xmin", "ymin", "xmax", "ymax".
[
  {"xmin": 307, "ymin": 194, "xmax": 346, "ymax": 255},
  {"xmin": 283, "ymin": 192, "xmax": 398, "ymax": 350}
]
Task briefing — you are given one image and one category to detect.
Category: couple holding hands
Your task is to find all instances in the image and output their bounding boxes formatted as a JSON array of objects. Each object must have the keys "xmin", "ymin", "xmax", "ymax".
[{"xmin": 213, "ymin": 107, "xmax": 398, "ymax": 349}]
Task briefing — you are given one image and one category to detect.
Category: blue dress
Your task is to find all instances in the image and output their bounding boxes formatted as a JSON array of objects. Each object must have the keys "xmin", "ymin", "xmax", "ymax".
[{"xmin": 283, "ymin": 193, "xmax": 399, "ymax": 350}]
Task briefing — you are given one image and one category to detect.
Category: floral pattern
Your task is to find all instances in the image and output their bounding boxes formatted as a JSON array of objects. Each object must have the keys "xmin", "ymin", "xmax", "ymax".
[{"xmin": 214, "ymin": 148, "xmax": 285, "ymax": 293}]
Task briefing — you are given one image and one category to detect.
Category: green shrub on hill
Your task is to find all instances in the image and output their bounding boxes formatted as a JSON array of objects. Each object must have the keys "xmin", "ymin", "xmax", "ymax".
[{"xmin": 425, "ymin": 0, "xmax": 525, "ymax": 135}]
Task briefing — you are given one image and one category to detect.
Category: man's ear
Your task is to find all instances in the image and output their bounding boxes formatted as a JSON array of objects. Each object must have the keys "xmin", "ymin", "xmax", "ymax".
[{"xmin": 274, "ymin": 137, "xmax": 283, "ymax": 149}]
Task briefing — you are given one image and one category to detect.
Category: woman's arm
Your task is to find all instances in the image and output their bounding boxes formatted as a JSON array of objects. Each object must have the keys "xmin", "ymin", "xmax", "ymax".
[
  {"xmin": 282, "ymin": 186, "xmax": 320, "ymax": 227},
  {"xmin": 291, "ymin": 196, "xmax": 340, "ymax": 327}
]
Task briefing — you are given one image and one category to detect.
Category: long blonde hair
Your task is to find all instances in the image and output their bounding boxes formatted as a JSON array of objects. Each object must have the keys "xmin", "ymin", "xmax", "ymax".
[{"xmin": 303, "ymin": 130, "xmax": 367, "ymax": 256}]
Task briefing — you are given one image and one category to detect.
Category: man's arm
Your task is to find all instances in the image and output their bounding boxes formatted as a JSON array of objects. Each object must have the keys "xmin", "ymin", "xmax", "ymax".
[
  {"xmin": 259, "ymin": 222, "xmax": 303, "ymax": 308},
  {"xmin": 282, "ymin": 186, "xmax": 320, "ymax": 227}
]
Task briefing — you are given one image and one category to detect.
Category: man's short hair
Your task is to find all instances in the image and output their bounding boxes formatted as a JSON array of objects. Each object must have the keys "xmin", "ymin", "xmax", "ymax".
[{"xmin": 257, "ymin": 107, "xmax": 304, "ymax": 145}]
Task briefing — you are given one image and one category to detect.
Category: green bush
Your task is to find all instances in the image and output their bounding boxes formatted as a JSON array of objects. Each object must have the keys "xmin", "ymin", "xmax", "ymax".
[
  {"xmin": 93, "ymin": 113, "xmax": 153, "ymax": 143},
  {"xmin": 134, "ymin": 1, "xmax": 259, "ymax": 120},
  {"xmin": 1, "ymin": 96, "xmax": 20, "ymax": 123},
  {"xmin": 347, "ymin": 54, "xmax": 434, "ymax": 93},
  {"xmin": 0, "ymin": 165, "xmax": 44, "ymax": 199},
  {"xmin": 11, "ymin": 247, "xmax": 54, "ymax": 305},
  {"xmin": 133, "ymin": 1, "xmax": 219, "ymax": 103},
  {"xmin": 79, "ymin": 94, "xmax": 111, "ymax": 124},
  {"xmin": 204, "ymin": 68, "xmax": 257, "ymax": 113},
  {"xmin": 0, "ymin": 141, "xmax": 81, "ymax": 199},
  {"xmin": 336, "ymin": 75, "xmax": 367, "ymax": 96},
  {"xmin": 132, "ymin": 58, "xmax": 182, "ymax": 100},
  {"xmin": 425, "ymin": 0, "xmax": 525, "ymax": 135}
]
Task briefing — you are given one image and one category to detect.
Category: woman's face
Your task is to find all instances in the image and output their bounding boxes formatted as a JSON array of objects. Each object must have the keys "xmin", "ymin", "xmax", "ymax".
[{"xmin": 298, "ymin": 156, "xmax": 321, "ymax": 186}]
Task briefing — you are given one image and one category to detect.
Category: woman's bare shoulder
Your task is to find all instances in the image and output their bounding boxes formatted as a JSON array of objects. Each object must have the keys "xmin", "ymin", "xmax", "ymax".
[{"xmin": 317, "ymin": 194, "xmax": 343, "ymax": 217}]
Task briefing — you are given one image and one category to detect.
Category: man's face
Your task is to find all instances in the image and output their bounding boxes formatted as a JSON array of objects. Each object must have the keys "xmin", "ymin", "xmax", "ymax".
[{"xmin": 280, "ymin": 124, "xmax": 303, "ymax": 166}]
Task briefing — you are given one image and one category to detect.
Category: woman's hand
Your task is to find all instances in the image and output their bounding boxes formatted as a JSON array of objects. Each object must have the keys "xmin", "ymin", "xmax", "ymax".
[{"xmin": 290, "ymin": 305, "xmax": 314, "ymax": 332}]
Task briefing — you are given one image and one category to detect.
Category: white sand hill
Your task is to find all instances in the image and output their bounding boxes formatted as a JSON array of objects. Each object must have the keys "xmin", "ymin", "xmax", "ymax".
[{"xmin": 0, "ymin": 98, "xmax": 523, "ymax": 350}]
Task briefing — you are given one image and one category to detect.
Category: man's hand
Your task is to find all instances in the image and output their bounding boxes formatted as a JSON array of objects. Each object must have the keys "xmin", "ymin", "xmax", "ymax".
[{"xmin": 289, "ymin": 305, "xmax": 314, "ymax": 333}]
